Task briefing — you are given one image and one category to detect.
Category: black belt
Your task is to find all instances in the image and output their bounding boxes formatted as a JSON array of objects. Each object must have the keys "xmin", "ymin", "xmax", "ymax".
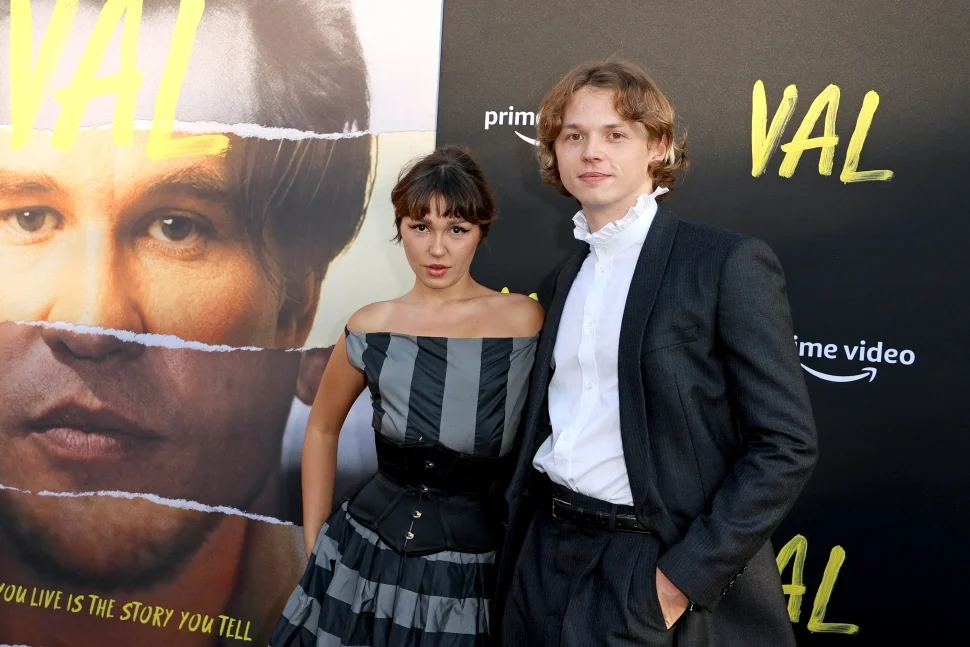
[{"xmin": 551, "ymin": 496, "xmax": 652, "ymax": 534}]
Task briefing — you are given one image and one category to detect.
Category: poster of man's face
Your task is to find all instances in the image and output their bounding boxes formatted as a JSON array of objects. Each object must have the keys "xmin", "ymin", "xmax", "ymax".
[{"xmin": 0, "ymin": 1, "xmax": 442, "ymax": 645}]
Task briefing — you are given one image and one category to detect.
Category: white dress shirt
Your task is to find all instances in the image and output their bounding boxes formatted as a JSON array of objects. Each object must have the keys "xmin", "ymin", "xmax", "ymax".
[{"xmin": 532, "ymin": 187, "xmax": 669, "ymax": 505}]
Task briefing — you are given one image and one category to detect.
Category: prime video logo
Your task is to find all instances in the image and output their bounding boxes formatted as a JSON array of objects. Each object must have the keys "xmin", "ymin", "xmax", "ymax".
[
  {"xmin": 795, "ymin": 335, "xmax": 915, "ymax": 383},
  {"xmin": 484, "ymin": 106, "xmax": 539, "ymax": 146}
]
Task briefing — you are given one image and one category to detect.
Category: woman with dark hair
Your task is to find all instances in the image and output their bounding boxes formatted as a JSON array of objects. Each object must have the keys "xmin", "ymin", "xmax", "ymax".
[{"xmin": 270, "ymin": 145, "xmax": 544, "ymax": 646}]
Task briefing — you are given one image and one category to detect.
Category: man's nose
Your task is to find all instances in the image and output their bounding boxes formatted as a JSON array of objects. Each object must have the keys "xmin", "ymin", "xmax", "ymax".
[
  {"xmin": 42, "ymin": 228, "xmax": 146, "ymax": 361},
  {"xmin": 41, "ymin": 323, "xmax": 145, "ymax": 361},
  {"xmin": 582, "ymin": 138, "xmax": 605, "ymax": 162}
]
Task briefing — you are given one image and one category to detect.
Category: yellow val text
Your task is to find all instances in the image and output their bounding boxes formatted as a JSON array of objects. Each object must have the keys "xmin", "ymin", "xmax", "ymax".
[
  {"xmin": 776, "ymin": 534, "xmax": 860, "ymax": 634},
  {"xmin": 751, "ymin": 81, "xmax": 893, "ymax": 183},
  {"xmin": 501, "ymin": 287, "xmax": 539, "ymax": 301},
  {"xmin": 8, "ymin": 0, "xmax": 229, "ymax": 159}
]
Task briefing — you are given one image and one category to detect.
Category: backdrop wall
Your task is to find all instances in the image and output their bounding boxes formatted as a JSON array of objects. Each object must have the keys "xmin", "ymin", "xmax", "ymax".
[{"xmin": 434, "ymin": 0, "xmax": 969, "ymax": 643}]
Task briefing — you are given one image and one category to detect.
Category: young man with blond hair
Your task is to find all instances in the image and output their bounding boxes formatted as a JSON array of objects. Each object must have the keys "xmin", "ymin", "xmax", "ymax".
[{"xmin": 497, "ymin": 58, "xmax": 818, "ymax": 646}]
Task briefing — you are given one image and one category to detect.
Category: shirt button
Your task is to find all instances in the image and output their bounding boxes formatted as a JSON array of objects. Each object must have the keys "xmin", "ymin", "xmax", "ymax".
[
  {"xmin": 424, "ymin": 460, "xmax": 434, "ymax": 469},
  {"xmin": 406, "ymin": 532, "xmax": 415, "ymax": 540},
  {"xmin": 420, "ymin": 485, "xmax": 429, "ymax": 493},
  {"xmin": 585, "ymin": 381, "xmax": 593, "ymax": 390},
  {"xmin": 584, "ymin": 320, "xmax": 592, "ymax": 330},
  {"xmin": 598, "ymin": 266, "xmax": 605, "ymax": 274},
  {"xmin": 413, "ymin": 510, "xmax": 422, "ymax": 519}
]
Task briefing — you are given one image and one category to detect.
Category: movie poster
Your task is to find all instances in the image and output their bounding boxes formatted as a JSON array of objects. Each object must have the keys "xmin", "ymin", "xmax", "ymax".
[{"xmin": 0, "ymin": 1, "xmax": 443, "ymax": 645}]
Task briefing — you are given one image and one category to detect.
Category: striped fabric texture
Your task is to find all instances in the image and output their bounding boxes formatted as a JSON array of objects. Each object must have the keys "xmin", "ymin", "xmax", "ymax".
[
  {"xmin": 271, "ymin": 332, "xmax": 538, "ymax": 646},
  {"xmin": 273, "ymin": 502, "xmax": 495, "ymax": 647},
  {"xmin": 346, "ymin": 331, "xmax": 538, "ymax": 457}
]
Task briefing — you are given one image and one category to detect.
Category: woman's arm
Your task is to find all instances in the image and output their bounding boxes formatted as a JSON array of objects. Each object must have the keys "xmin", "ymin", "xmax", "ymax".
[{"xmin": 301, "ymin": 332, "xmax": 367, "ymax": 557}]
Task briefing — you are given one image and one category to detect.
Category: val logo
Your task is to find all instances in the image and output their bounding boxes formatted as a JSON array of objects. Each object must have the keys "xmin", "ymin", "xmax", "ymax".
[
  {"xmin": 484, "ymin": 106, "xmax": 539, "ymax": 146},
  {"xmin": 794, "ymin": 336, "xmax": 915, "ymax": 383}
]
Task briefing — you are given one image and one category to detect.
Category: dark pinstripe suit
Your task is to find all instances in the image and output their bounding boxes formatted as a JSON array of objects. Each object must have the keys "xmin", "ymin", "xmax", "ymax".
[{"xmin": 497, "ymin": 205, "xmax": 818, "ymax": 646}]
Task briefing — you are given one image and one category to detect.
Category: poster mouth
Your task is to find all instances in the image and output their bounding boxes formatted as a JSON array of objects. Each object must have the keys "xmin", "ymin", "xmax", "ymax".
[
  {"xmin": 25, "ymin": 400, "xmax": 165, "ymax": 462},
  {"xmin": 29, "ymin": 426, "xmax": 161, "ymax": 462}
]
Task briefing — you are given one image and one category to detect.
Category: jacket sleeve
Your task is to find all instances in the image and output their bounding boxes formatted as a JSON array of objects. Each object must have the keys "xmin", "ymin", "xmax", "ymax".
[{"xmin": 656, "ymin": 236, "xmax": 819, "ymax": 610}]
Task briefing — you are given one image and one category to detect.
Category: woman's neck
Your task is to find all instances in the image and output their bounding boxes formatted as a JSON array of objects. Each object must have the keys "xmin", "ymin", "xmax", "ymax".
[{"xmin": 407, "ymin": 275, "xmax": 483, "ymax": 306}]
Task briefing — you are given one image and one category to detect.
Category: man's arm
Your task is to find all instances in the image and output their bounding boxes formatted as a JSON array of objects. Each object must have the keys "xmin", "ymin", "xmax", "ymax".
[{"xmin": 656, "ymin": 236, "xmax": 819, "ymax": 610}]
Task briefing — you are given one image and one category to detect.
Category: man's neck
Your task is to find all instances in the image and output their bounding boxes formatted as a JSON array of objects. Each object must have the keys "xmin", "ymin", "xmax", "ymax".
[
  {"xmin": 0, "ymin": 515, "xmax": 249, "ymax": 647},
  {"xmin": 582, "ymin": 185, "xmax": 654, "ymax": 234}
]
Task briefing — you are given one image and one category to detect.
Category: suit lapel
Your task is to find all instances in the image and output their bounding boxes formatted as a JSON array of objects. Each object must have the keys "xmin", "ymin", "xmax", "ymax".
[
  {"xmin": 507, "ymin": 247, "xmax": 587, "ymax": 499},
  {"xmin": 617, "ymin": 206, "xmax": 679, "ymax": 508}
]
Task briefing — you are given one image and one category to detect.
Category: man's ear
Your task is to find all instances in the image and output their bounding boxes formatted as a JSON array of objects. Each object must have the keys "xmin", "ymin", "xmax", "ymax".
[
  {"xmin": 296, "ymin": 346, "xmax": 333, "ymax": 405},
  {"xmin": 652, "ymin": 134, "xmax": 670, "ymax": 165},
  {"xmin": 276, "ymin": 272, "xmax": 321, "ymax": 349}
]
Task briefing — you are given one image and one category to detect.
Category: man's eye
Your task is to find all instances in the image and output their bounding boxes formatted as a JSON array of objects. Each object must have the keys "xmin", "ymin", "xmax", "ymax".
[
  {"xmin": 147, "ymin": 215, "xmax": 204, "ymax": 243},
  {"xmin": 1, "ymin": 208, "xmax": 60, "ymax": 236}
]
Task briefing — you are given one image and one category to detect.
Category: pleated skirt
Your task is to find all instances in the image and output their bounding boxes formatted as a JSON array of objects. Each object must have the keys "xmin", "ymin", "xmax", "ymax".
[{"xmin": 270, "ymin": 501, "xmax": 496, "ymax": 647}]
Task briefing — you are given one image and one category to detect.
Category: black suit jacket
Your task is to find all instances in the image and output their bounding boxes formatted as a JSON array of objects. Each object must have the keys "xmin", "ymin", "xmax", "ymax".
[{"xmin": 498, "ymin": 205, "xmax": 818, "ymax": 627}]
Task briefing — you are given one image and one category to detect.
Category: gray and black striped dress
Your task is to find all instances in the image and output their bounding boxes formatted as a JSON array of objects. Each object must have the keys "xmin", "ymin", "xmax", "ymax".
[{"xmin": 271, "ymin": 328, "xmax": 538, "ymax": 647}]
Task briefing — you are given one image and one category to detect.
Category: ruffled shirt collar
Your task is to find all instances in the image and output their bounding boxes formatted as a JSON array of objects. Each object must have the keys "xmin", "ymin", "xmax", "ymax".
[{"xmin": 572, "ymin": 186, "xmax": 669, "ymax": 253}]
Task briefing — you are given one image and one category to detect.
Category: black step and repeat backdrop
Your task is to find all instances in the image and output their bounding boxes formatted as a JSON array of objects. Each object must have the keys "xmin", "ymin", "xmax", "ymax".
[{"xmin": 435, "ymin": 0, "xmax": 968, "ymax": 644}]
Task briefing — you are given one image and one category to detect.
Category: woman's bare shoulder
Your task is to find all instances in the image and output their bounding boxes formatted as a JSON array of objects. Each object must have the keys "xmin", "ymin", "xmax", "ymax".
[
  {"xmin": 346, "ymin": 300, "xmax": 400, "ymax": 334},
  {"xmin": 482, "ymin": 291, "xmax": 545, "ymax": 337}
]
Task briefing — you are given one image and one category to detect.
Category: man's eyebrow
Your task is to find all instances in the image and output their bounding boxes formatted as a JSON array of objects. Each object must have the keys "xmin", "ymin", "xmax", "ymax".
[
  {"xmin": 138, "ymin": 164, "xmax": 233, "ymax": 203},
  {"xmin": 0, "ymin": 167, "xmax": 234, "ymax": 204},
  {"xmin": 562, "ymin": 122, "xmax": 630, "ymax": 130},
  {"xmin": 0, "ymin": 170, "xmax": 63, "ymax": 196}
]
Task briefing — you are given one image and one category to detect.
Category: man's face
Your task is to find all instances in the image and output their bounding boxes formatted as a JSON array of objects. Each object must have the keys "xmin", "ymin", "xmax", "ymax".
[
  {"xmin": 0, "ymin": 320, "xmax": 301, "ymax": 590},
  {"xmin": 0, "ymin": 129, "xmax": 292, "ymax": 347},
  {"xmin": 554, "ymin": 86, "xmax": 666, "ymax": 215},
  {"xmin": 0, "ymin": 128, "xmax": 311, "ymax": 590}
]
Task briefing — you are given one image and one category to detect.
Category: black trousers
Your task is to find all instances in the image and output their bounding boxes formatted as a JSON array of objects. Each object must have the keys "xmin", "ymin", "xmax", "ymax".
[{"xmin": 501, "ymin": 481, "xmax": 679, "ymax": 647}]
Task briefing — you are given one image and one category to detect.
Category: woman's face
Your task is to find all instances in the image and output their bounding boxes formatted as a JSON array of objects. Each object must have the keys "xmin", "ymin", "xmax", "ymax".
[{"xmin": 399, "ymin": 198, "xmax": 482, "ymax": 290}]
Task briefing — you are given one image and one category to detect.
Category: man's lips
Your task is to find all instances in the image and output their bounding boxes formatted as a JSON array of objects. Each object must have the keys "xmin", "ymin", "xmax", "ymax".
[
  {"xmin": 579, "ymin": 172, "xmax": 611, "ymax": 183},
  {"xmin": 27, "ymin": 402, "xmax": 163, "ymax": 461}
]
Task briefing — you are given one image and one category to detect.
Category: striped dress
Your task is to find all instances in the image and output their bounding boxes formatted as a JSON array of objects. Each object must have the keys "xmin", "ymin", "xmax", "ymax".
[{"xmin": 271, "ymin": 329, "xmax": 539, "ymax": 647}]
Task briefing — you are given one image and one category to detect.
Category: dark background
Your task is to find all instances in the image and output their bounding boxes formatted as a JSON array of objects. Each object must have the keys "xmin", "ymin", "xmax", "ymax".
[{"xmin": 435, "ymin": 0, "xmax": 970, "ymax": 643}]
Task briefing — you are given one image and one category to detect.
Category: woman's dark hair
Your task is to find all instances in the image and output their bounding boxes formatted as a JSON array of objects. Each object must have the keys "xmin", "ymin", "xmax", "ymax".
[{"xmin": 390, "ymin": 145, "xmax": 496, "ymax": 242}]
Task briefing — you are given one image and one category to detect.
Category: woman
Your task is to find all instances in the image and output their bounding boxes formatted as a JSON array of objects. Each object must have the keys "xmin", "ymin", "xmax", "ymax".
[{"xmin": 270, "ymin": 145, "xmax": 544, "ymax": 646}]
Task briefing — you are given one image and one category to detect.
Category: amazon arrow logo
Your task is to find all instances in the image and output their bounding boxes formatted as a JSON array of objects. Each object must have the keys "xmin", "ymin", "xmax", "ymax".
[{"xmin": 801, "ymin": 364, "xmax": 877, "ymax": 383}]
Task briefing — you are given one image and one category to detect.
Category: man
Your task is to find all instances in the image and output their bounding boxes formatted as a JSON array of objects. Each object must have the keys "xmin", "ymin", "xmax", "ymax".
[
  {"xmin": 498, "ymin": 59, "xmax": 818, "ymax": 646},
  {"xmin": 0, "ymin": 1, "xmax": 376, "ymax": 645}
]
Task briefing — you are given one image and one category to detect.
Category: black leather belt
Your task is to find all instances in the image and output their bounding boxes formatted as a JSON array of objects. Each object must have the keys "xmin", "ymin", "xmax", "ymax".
[{"xmin": 551, "ymin": 497, "xmax": 651, "ymax": 534}]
